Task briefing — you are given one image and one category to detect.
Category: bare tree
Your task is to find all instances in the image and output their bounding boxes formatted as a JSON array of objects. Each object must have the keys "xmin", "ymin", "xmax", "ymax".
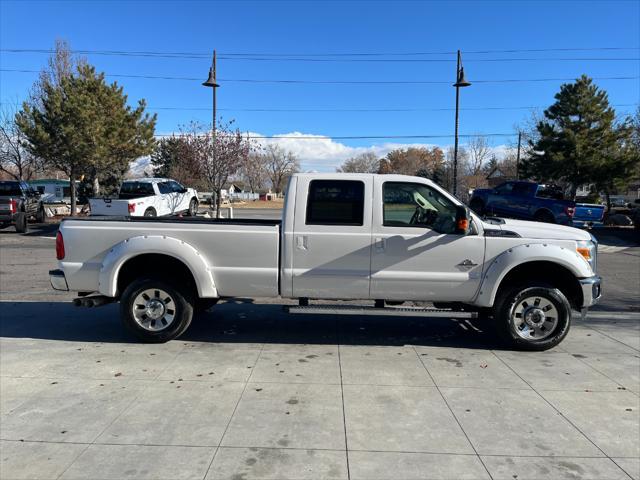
[
  {"xmin": 337, "ymin": 152, "xmax": 380, "ymax": 173},
  {"xmin": 0, "ymin": 105, "xmax": 42, "ymax": 180},
  {"xmin": 185, "ymin": 121, "xmax": 252, "ymax": 218},
  {"xmin": 240, "ymin": 152, "xmax": 268, "ymax": 192},
  {"xmin": 264, "ymin": 144, "xmax": 300, "ymax": 194},
  {"xmin": 465, "ymin": 135, "xmax": 491, "ymax": 176}
]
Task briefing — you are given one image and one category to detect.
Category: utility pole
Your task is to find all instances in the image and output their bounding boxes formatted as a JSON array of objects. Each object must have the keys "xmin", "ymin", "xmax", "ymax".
[
  {"xmin": 202, "ymin": 50, "xmax": 220, "ymax": 214},
  {"xmin": 452, "ymin": 50, "xmax": 471, "ymax": 196},
  {"xmin": 516, "ymin": 131, "xmax": 522, "ymax": 180}
]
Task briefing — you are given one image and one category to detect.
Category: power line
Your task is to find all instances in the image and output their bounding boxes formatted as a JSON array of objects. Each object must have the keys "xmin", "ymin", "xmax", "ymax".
[
  {"xmin": 2, "ymin": 46, "xmax": 638, "ymax": 59},
  {"xmin": 148, "ymin": 103, "xmax": 639, "ymax": 113},
  {"xmin": 3, "ymin": 100, "xmax": 636, "ymax": 113},
  {"xmin": 1, "ymin": 68, "xmax": 638, "ymax": 85},
  {"xmin": 2, "ymin": 48, "xmax": 638, "ymax": 63},
  {"xmin": 157, "ymin": 132, "xmax": 519, "ymax": 140}
]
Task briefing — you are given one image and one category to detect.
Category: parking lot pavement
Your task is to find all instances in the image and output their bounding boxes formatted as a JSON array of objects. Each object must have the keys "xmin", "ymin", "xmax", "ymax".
[{"xmin": 1, "ymin": 226, "xmax": 639, "ymax": 480}]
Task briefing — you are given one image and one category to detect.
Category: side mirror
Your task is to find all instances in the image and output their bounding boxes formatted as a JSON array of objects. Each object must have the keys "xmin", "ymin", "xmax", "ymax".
[{"xmin": 455, "ymin": 205, "xmax": 470, "ymax": 235}]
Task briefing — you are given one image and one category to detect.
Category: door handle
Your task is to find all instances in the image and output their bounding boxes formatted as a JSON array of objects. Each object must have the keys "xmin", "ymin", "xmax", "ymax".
[
  {"xmin": 296, "ymin": 235, "xmax": 308, "ymax": 250},
  {"xmin": 456, "ymin": 259, "xmax": 478, "ymax": 268},
  {"xmin": 375, "ymin": 237, "xmax": 386, "ymax": 251}
]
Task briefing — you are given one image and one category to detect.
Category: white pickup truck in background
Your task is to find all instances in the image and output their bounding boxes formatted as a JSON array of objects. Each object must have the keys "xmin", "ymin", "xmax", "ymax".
[
  {"xmin": 51, "ymin": 173, "xmax": 601, "ymax": 351},
  {"xmin": 89, "ymin": 178, "xmax": 199, "ymax": 217}
]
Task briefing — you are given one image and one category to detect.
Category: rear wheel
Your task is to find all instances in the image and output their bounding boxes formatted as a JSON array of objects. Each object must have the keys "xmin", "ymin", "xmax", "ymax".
[
  {"xmin": 15, "ymin": 213, "xmax": 27, "ymax": 233},
  {"xmin": 188, "ymin": 198, "xmax": 198, "ymax": 216},
  {"xmin": 120, "ymin": 278, "xmax": 194, "ymax": 343},
  {"xmin": 534, "ymin": 210, "xmax": 555, "ymax": 224},
  {"xmin": 144, "ymin": 207, "xmax": 157, "ymax": 217},
  {"xmin": 492, "ymin": 283, "xmax": 571, "ymax": 351}
]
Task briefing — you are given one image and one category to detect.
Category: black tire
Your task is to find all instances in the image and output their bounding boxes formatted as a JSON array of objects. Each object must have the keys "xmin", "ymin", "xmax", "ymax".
[
  {"xmin": 534, "ymin": 210, "xmax": 555, "ymax": 224},
  {"xmin": 36, "ymin": 205, "xmax": 45, "ymax": 223},
  {"xmin": 120, "ymin": 278, "xmax": 194, "ymax": 343},
  {"xmin": 469, "ymin": 198, "xmax": 485, "ymax": 215},
  {"xmin": 15, "ymin": 213, "xmax": 27, "ymax": 233},
  {"xmin": 492, "ymin": 283, "xmax": 571, "ymax": 351},
  {"xmin": 144, "ymin": 208, "xmax": 157, "ymax": 217},
  {"xmin": 188, "ymin": 198, "xmax": 198, "ymax": 217}
]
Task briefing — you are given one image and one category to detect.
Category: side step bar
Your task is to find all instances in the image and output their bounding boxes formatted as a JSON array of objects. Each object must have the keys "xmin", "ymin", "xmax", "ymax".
[{"xmin": 286, "ymin": 305, "xmax": 478, "ymax": 318}]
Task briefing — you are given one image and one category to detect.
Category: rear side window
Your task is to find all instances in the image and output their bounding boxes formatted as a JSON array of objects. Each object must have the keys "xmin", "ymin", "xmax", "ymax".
[
  {"xmin": 0, "ymin": 182, "xmax": 22, "ymax": 196},
  {"xmin": 119, "ymin": 182, "xmax": 155, "ymax": 199},
  {"xmin": 306, "ymin": 180, "xmax": 365, "ymax": 225}
]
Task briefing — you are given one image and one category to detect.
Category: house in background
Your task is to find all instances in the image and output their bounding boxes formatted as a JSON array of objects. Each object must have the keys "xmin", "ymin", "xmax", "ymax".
[
  {"xmin": 485, "ymin": 166, "xmax": 515, "ymax": 188},
  {"xmin": 29, "ymin": 178, "xmax": 78, "ymax": 203}
]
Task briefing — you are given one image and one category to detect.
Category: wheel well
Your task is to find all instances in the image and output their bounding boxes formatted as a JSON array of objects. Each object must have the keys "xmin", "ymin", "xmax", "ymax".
[
  {"xmin": 497, "ymin": 261, "xmax": 583, "ymax": 309},
  {"xmin": 534, "ymin": 208, "xmax": 554, "ymax": 220},
  {"xmin": 117, "ymin": 253, "xmax": 197, "ymax": 298}
]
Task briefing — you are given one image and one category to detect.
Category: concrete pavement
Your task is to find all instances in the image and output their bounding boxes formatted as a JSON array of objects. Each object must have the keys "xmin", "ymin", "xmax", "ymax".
[{"xmin": 0, "ymin": 223, "xmax": 638, "ymax": 480}]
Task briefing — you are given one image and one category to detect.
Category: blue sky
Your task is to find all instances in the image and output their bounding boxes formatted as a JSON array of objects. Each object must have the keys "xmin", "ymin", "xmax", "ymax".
[{"xmin": 1, "ymin": 0, "xmax": 639, "ymax": 171}]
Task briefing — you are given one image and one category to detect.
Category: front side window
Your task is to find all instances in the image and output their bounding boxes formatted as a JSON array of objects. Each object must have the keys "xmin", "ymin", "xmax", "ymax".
[
  {"xmin": 383, "ymin": 182, "xmax": 458, "ymax": 234},
  {"xmin": 306, "ymin": 180, "xmax": 364, "ymax": 225}
]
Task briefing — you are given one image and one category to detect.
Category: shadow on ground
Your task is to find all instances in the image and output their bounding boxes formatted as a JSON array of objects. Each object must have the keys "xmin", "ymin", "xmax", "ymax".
[{"xmin": 0, "ymin": 300, "xmax": 508, "ymax": 350}]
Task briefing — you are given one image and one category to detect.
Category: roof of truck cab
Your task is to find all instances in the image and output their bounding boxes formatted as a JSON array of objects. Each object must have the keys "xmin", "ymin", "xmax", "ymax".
[
  {"xmin": 123, "ymin": 178, "xmax": 174, "ymax": 183},
  {"xmin": 290, "ymin": 172, "xmax": 439, "ymax": 186}
]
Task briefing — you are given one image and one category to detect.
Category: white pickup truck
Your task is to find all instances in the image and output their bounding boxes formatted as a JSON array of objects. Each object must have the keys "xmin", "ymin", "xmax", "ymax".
[
  {"xmin": 89, "ymin": 178, "xmax": 199, "ymax": 217},
  {"xmin": 50, "ymin": 173, "xmax": 601, "ymax": 350}
]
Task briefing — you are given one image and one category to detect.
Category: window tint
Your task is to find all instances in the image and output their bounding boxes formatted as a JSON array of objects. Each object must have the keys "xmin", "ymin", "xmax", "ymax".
[
  {"xmin": 536, "ymin": 185, "xmax": 564, "ymax": 200},
  {"xmin": 157, "ymin": 182, "xmax": 172, "ymax": 195},
  {"xmin": 383, "ymin": 182, "xmax": 458, "ymax": 234},
  {"xmin": 494, "ymin": 182, "xmax": 514, "ymax": 195},
  {"xmin": 512, "ymin": 183, "xmax": 534, "ymax": 196},
  {"xmin": 0, "ymin": 182, "xmax": 22, "ymax": 196},
  {"xmin": 306, "ymin": 180, "xmax": 364, "ymax": 225},
  {"xmin": 168, "ymin": 181, "xmax": 184, "ymax": 192},
  {"xmin": 119, "ymin": 181, "xmax": 156, "ymax": 199}
]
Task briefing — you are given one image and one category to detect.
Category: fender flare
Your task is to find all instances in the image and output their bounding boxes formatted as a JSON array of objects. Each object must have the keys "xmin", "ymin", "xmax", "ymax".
[
  {"xmin": 474, "ymin": 242, "xmax": 592, "ymax": 307},
  {"xmin": 98, "ymin": 235, "xmax": 217, "ymax": 298}
]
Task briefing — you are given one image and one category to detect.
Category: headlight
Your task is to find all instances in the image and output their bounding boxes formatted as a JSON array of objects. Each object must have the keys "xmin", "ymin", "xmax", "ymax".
[{"xmin": 576, "ymin": 239, "xmax": 597, "ymax": 272}]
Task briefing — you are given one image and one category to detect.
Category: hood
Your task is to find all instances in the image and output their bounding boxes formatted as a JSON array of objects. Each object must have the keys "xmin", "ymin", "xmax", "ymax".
[{"xmin": 487, "ymin": 218, "xmax": 592, "ymax": 241}]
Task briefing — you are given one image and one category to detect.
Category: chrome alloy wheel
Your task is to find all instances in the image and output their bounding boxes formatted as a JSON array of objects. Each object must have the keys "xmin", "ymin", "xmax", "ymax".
[
  {"xmin": 510, "ymin": 295, "xmax": 559, "ymax": 341},
  {"xmin": 132, "ymin": 288, "xmax": 176, "ymax": 332}
]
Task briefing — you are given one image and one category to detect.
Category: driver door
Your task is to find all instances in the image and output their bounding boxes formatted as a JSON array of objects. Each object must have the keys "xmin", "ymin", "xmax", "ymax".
[{"xmin": 370, "ymin": 178, "xmax": 485, "ymax": 302}]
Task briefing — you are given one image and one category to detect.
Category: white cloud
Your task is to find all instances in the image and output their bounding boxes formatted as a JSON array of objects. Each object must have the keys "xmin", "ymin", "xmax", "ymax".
[{"xmin": 129, "ymin": 131, "xmax": 510, "ymax": 176}]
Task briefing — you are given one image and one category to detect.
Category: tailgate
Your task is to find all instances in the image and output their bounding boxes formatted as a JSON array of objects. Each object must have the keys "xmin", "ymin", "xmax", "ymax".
[
  {"xmin": 89, "ymin": 198, "xmax": 131, "ymax": 216},
  {"xmin": 574, "ymin": 203, "xmax": 605, "ymax": 222}
]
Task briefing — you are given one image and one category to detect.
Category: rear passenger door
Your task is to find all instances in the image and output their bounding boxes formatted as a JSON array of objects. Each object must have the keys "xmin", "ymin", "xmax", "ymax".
[{"xmin": 291, "ymin": 177, "xmax": 372, "ymax": 299}]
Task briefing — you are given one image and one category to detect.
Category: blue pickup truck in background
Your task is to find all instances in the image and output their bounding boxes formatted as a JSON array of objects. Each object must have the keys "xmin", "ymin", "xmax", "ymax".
[{"xmin": 469, "ymin": 181, "xmax": 605, "ymax": 226}]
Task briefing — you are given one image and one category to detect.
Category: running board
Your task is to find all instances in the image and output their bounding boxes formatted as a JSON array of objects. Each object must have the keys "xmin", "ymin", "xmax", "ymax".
[{"xmin": 285, "ymin": 305, "xmax": 478, "ymax": 318}]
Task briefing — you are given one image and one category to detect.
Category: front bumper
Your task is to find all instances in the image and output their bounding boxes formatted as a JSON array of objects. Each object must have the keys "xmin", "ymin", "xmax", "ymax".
[
  {"xmin": 49, "ymin": 269, "xmax": 69, "ymax": 291},
  {"xmin": 579, "ymin": 275, "xmax": 602, "ymax": 307}
]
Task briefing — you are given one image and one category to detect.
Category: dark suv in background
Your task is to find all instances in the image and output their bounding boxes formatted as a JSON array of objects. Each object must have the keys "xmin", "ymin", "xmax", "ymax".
[{"xmin": 0, "ymin": 181, "xmax": 45, "ymax": 233}]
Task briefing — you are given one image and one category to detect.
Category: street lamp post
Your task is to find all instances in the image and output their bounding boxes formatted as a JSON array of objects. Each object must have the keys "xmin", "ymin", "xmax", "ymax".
[
  {"xmin": 452, "ymin": 49, "xmax": 471, "ymax": 196},
  {"xmin": 202, "ymin": 50, "xmax": 220, "ymax": 212}
]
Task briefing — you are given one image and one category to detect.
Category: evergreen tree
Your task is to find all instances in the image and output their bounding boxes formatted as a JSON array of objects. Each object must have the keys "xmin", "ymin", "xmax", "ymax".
[
  {"xmin": 16, "ymin": 46, "xmax": 156, "ymax": 213},
  {"xmin": 523, "ymin": 75, "xmax": 636, "ymax": 199}
]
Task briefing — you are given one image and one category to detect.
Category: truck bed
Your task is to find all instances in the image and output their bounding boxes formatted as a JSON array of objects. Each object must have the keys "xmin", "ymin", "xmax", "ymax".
[{"xmin": 58, "ymin": 216, "xmax": 281, "ymax": 298}]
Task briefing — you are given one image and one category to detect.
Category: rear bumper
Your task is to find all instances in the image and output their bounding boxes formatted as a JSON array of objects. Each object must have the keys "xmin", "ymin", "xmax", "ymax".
[
  {"xmin": 579, "ymin": 275, "xmax": 602, "ymax": 307},
  {"xmin": 49, "ymin": 269, "xmax": 69, "ymax": 291}
]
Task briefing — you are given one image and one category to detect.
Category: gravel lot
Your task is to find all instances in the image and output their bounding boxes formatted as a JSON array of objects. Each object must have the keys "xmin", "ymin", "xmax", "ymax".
[{"xmin": 0, "ymin": 221, "xmax": 638, "ymax": 480}]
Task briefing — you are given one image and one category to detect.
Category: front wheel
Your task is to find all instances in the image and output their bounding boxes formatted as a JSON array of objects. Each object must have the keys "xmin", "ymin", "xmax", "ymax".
[
  {"xmin": 188, "ymin": 198, "xmax": 198, "ymax": 216},
  {"xmin": 120, "ymin": 278, "xmax": 194, "ymax": 343},
  {"xmin": 36, "ymin": 205, "xmax": 45, "ymax": 223},
  {"xmin": 492, "ymin": 284, "xmax": 571, "ymax": 351}
]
